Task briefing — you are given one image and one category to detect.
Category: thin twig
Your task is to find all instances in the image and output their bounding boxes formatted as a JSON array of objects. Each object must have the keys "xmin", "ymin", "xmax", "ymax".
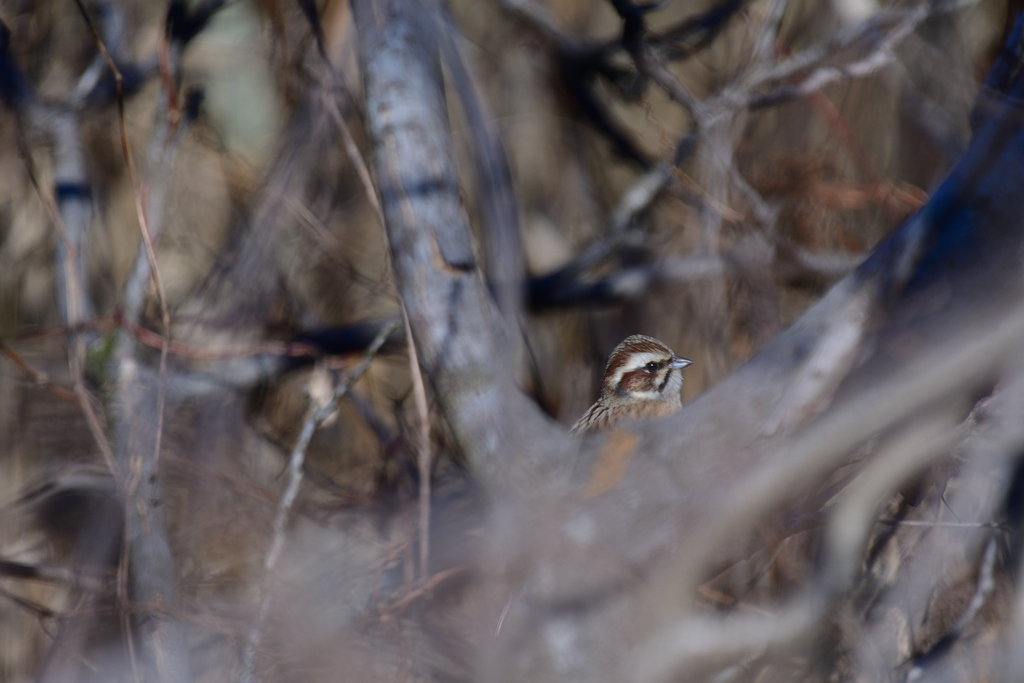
[
  {"xmin": 323, "ymin": 85, "xmax": 383, "ymax": 221},
  {"xmin": 321, "ymin": 61, "xmax": 438, "ymax": 578},
  {"xmin": 75, "ymin": 0, "xmax": 173, "ymax": 465},
  {"xmin": 734, "ymin": 2, "xmax": 968, "ymax": 110},
  {"xmin": 750, "ymin": 0, "xmax": 789, "ymax": 63},
  {"xmin": 14, "ymin": 61, "xmax": 116, "ymax": 471},
  {"xmin": 0, "ymin": 558, "xmax": 106, "ymax": 591},
  {"xmin": 735, "ymin": 6, "xmax": 917, "ymax": 93},
  {"xmin": 0, "ymin": 585, "xmax": 59, "ymax": 619},
  {"xmin": 402, "ymin": 308, "xmax": 432, "ymax": 578},
  {"xmin": 379, "ymin": 566, "xmax": 466, "ymax": 614},
  {"xmin": 876, "ymin": 519, "xmax": 1004, "ymax": 529},
  {"xmin": 239, "ymin": 319, "xmax": 400, "ymax": 683},
  {"xmin": 0, "ymin": 344, "xmax": 78, "ymax": 402}
]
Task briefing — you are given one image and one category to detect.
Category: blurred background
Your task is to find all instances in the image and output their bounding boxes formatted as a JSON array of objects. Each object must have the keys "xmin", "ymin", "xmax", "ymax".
[{"xmin": 0, "ymin": 0, "xmax": 1015, "ymax": 681}]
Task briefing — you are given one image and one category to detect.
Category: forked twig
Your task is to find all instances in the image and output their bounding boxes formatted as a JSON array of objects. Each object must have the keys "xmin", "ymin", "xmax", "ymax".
[{"xmin": 239, "ymin": 318, "xmax": 400, "ymax": 683}]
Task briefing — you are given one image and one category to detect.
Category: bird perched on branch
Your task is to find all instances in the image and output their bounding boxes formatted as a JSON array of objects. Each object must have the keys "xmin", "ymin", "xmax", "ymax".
[{"xmin": 571, "ymin": 335, "xmax": 693, "ymax": 433}]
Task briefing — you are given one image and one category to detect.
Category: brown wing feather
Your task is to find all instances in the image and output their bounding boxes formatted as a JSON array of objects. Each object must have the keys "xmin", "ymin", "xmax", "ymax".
[
  {"xmin": 571, "ymin": 401, "xmax": 662, "ymax": 433},
  {"xmin": 570, "ymin": 401, "xmax": 612, "ymax": 433}
]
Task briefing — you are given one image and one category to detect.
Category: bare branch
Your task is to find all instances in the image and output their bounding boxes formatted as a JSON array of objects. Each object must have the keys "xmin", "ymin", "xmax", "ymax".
[
  {"xmin": 351, "ymin": 0, "xmax": 565, "ymax": 489},
  {"xmin": 637, "ymin": 411, "xmax": 963, "ymax": 683}
]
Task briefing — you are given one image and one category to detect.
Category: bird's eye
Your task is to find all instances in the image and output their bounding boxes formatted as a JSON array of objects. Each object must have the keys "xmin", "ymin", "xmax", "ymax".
[{"xmin": 645, "ymin": 361, "xmax": 657, "ymax": 372}]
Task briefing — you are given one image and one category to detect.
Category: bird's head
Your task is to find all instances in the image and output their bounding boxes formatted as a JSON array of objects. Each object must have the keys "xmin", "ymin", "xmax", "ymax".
[{"xmin": 600, "ymin": 334, "xmax": 692, "ymax": 407}]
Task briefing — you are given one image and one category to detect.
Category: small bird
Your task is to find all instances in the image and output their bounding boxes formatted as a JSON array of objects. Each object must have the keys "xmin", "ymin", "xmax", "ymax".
[{"xmin": 571, "ymin": 335, "xmax": 693, "ymax": 433}]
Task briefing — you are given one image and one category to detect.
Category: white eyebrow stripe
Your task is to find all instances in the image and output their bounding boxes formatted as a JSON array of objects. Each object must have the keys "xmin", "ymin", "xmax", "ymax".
[{"xmin": 609, "ymin": 351, "xmax": 669, "ymax": 387}]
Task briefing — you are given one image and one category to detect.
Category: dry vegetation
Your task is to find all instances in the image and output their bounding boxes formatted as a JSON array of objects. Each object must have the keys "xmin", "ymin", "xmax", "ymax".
[{"xmin": 1, "ymin": 0, "xmax": 1022, "ymax": 681}]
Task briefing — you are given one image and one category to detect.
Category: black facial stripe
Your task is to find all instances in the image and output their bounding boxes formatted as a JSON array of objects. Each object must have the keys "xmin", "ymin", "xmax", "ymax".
[{"xmin": 657, "ymin": 368, "xmax": 672, "ymax": 392}]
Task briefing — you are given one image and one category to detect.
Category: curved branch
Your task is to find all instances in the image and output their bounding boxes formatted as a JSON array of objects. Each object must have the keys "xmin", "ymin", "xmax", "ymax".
[{"xmin": 351, "ymin": 0, "xmax": 565, "ymax": 490}]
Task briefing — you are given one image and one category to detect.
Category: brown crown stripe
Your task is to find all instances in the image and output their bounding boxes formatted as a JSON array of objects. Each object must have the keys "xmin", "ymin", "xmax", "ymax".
[{"xmin": 604, "ymin": 335, "xmax": 672, "ymax": 376}]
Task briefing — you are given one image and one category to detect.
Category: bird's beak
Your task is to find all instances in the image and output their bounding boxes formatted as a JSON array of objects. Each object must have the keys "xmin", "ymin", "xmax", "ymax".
[{"xmin": 671, "ymin": 356, "xmax": 693, "ymax": 370}]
